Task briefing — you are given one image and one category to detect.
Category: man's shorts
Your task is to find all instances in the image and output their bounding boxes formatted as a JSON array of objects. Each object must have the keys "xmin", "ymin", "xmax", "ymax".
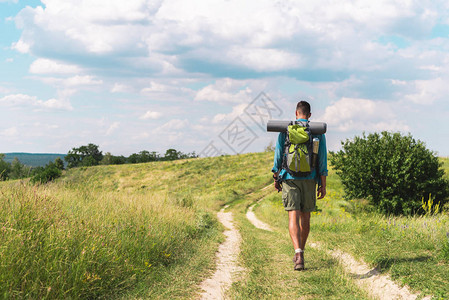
[{"xmin": 282, "ymin": 179, "xmax": 316, "ymax": 212}]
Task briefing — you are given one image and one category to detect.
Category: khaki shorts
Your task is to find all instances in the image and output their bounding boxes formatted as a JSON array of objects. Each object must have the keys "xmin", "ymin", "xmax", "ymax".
[{"xmin": 282, "ymin": 179, "xmax": 316, "ymax": 212}]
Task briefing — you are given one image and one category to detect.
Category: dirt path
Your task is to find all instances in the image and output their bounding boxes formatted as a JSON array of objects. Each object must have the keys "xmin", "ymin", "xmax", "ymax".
[
  {"xmin": 199, "ymin": 206, "xmax": 244, "ymax": 299},
  {"xmin": 245, "ymin": 200, "xmax": 431, "ymax": 300},
  {"xmin": 246, "ymin": 202, "xmax": 273, "ymax": 232},
  {"xmin": 310, "ymin": 243, "xmax": 431, "ymax": 300}
]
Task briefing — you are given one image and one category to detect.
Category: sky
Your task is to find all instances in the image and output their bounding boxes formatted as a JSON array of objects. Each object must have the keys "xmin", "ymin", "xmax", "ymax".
[{"xmin": 1, "ymin": 0, "xmax": 449, "ymax": 157}]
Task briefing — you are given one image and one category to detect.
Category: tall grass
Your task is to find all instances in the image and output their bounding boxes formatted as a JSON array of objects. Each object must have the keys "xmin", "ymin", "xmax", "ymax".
[
  {"xmin": 0, "ymin": 182, "xmax": 201, "ymax": 298},
  {"xmin": 0, "ymin": 152, "xmax": 272, "ymax": 298}
]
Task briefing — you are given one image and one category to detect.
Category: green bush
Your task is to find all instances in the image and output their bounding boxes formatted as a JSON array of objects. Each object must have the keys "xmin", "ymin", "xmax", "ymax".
[
  {"xmin": 0, "ymin": 153, "xmax": 11, "ymax": 180},
  {"xmin": 330, "ymin": 132, "xmax": 449, "ymax": 215},
  {"xmin": 31, "ymin": 161, "xmax": 64, "ymax": 184}
]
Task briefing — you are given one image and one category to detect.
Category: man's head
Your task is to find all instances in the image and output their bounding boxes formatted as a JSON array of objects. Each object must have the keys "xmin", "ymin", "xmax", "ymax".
[{"xmin": 296, "ymin": 101, "xmax": 311, "ymax": 120}]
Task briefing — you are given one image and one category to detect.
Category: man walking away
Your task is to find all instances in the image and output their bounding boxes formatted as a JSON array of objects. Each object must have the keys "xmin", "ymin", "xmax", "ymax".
[{"xmin": 272, "ymin": 101, "xmax": 328, "ymax": 271}]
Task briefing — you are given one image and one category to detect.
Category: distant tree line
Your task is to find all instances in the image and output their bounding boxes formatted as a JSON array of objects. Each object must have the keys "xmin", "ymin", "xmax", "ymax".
[
  {"xmin": 0, "ymin": 153, "xmax": 64, "ymax": 183},
  {"xmin": 0, "ymin": 143, "xmax": 197, "ymax": 183},
  {"xmin": 64, "ymin": 143, "xmax": 197, "ymax": 168}
]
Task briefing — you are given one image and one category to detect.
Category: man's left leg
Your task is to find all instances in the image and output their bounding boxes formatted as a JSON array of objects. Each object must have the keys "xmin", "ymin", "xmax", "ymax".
[
  {"xmin": 288, "ymin": 210, "xmax": 311, "ymax": 270},
  {"xmin": 299, "ymin": 211, "xmax": 311, "ymax": 250}
]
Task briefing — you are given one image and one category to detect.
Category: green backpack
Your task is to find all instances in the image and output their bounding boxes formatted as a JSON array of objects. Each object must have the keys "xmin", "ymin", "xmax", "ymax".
[{"xmin": 282, "ymin": 121, "xmax": 314, "ymax": 177}]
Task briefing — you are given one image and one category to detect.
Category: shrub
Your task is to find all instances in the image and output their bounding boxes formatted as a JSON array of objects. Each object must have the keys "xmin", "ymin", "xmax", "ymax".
[
  {"xmin": 31, "ymin": 160, "xmax": 64, "ymax": 184},
  {"xmin": 0, "ymin": 154, "xmax": 11, "ymax": 180},
  {"xmin": 330, "ymin": 132, "xmax": 449, "ymax": 215}
]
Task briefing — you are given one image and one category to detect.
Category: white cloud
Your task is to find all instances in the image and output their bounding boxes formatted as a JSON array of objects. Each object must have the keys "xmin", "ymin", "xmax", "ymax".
[
  {"xmin": 4, "ymin": 0, "xmax": 449, "ymax": 156},
  {"xmin": 320, "ymin": 97, "xmax": 409, "ymax": 132},
  {"xmin": 65, "ymin": 75, "xmax": 103, "ymax": 87},
  {"xmin": 140, "ymin": 110, "xmax": 162, "ymax": 120},
  {"xmin": 38, "ymin": 98, "xmax": 73, "ymax": 110},
  {"xmin": 29, "ymin": 58, "xmax": 82, "ymax": 74},
  {"xmin": 403, "ymin": 77, "xmax": 449, "ymax": 105},
  {"xmin": 111, "ymin": 83, "xmax": 132, "ymax": 93},
  {"xmin": 226, "ymin": 47, "xmax": 303, "ymax": 72},
  {"xmin": 210, "ymin": 103, "xmax": 248, "ymax": 124},
  {"xmin": 141, "ymin": 81, "xmax": 169, "ymax": 93},
  {"xmin": 0, "ymin": 127, "xmax": 18, "ymax": 137},
  {"xmin": 194, "ymin": 78, "xmax": 254, "ymax": 103},
  {"xmin": 11, "ymin": 39, "xmax": 30, "ymax": 53},
  {"xmin": 13, "ymin": 0, "xmax": 440, "ymax": 78},
  {"xmin": 0, "ymin": 94, "xmax": 73, "ymax": 111},
  {"xmin": 151, "ymin": 119, "xmax": 191, "ymax": 144},
  {"xmin": 154, "ymin": 119, "xmax": 189, "ymax": 132},
  {"xmin": 138, "ymin": 80, "xmax": 197, "ymax": 101},
  {"xmin": 106, "ymin": 122, "xmax": 120, "ymax": 136},
  {"xmin": 40, "ymin": 75, "xmax": 103, "ymax": 88}
]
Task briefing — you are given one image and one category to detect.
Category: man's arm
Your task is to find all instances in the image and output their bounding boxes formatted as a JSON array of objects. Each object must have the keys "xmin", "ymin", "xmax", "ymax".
[
  {"xmin": 272, "ymin": 132, "xmax": 285, "ymax": 174},
  {"xmin": 316, "ymin": 134, "xmax": 328, "ymax": 199},
  {"xmin": 317, "ymin": 175, "xmax": 326, "ymax": 199},
  {"xmin": 273, "ymin": 171, "xmax": 282, "ymax": 192},
  {"xmin": 272, "ymin": 132, "xmax": 285, "ymax": 192}
]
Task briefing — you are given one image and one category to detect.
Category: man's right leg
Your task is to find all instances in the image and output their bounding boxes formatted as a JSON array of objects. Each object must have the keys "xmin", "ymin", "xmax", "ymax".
[{"xmin": 299, "ymin": 211, "xmax": 311, "ymax": 250}]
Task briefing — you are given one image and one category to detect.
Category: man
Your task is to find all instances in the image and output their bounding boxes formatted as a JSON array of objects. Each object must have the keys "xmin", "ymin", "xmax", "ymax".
[{"xmin": 272, "ymin": 101, "xmax": 328, "ymax": 271}]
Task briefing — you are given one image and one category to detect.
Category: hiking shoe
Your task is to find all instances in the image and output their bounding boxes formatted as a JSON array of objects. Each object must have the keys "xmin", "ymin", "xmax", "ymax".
[{"xmin": 293, "ymin": 252, "xmax": 304, "ymax": 271}]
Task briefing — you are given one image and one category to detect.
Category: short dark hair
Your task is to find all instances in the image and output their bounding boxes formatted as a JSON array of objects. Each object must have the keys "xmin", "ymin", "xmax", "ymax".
[{"xmin": 296, "ymin": 101, "xmax": 311, "ymax": 116}]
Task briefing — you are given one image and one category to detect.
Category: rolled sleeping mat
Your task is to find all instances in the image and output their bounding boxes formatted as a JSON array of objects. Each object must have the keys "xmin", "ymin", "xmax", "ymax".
[{"xmin": 267, "ymin": 120, "xmax": 327, "ymax": 135}]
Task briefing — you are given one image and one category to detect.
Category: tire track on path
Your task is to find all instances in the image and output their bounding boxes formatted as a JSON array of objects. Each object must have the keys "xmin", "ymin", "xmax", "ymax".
[
  {"xmin": 199, "ymin": 206, "xmax": 244, "ymax": 300},
  {"xmin": 246, "ymin": 199, "xmax": 431, "ymax": 300}
]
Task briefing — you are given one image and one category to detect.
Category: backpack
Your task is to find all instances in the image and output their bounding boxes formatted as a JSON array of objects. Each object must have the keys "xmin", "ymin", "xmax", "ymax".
[{"xmin": 282, "ymin": 121, "xmax": 314, "ymax": 177}]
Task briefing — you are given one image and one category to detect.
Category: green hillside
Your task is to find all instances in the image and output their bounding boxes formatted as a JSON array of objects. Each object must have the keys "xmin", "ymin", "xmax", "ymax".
[
  {"xmin": 0, "ymin": 153, "xmax": 448, "ymax": 299},
  {"xmin": 3, "ymin": 152, "xmax": 66, "ymax": 167},
  {"xmin": 0, "ymin": 152, "xmax": 272, "ymax": 299}
]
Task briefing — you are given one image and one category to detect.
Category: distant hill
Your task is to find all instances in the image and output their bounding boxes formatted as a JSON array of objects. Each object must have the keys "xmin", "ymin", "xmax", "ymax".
[{"xmin": 3, "ymin": 153, "xmax": 66, "ymax": 167}]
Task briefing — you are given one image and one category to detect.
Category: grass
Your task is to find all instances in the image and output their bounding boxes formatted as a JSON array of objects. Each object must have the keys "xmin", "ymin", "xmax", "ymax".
[
  {"xmin": 0, "ymin": 152, "xmax": 272, "ymax": 299},
  {"xmin": 1, "ymin": 151, "xmax": 448, "ymax": 298},
  {"xmin": 228, "ymin": 190, "xmax": 370, "ymax": 299}
]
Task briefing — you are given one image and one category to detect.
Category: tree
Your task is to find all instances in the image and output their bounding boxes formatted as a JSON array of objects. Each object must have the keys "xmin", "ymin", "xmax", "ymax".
[
  {"xmin": 101, "ymin": 152, "xmax": 114, "ymax": 165},
  {"xmin": 9, "ymin": 157, "xmax": 31, "ymax": 179},
  {"xmin": 127, "ymin": 153, "xmax": 140, "ymax": 164},
  {"xmin": 65, "ymin": 143, "xmax": 103, "ymax": 168},
  {"xmin": 55, "ymin": 157, "xmax": 65, "ymax": 170},
  {"xmin": 30, "ymin": 159, "xmax": 63, "ymax": 184},
  {"xmin": 0, "ymin": 153, "xmax": 11, "ymax": 180},
  {"xmin": 265, "ymin": 140, "xmax": 276, "ymax": 152},
  {"xmin": 126, "ymin": 150, "xmax": 159, "ymax": 164},
  {"xmin": 138, "ymin": 150, "xmax": 159, "ymax": 162},
  {"xmin": 164, "ymin": 148, "xmax": 181, "ymax": 161},
  {"xmin": 180, "ymin": 151, "xmax": 198, "ymax": 159},
  {"xmin": 163, "ymin": 149, "xmax": 197, "ymax": 161},
  {"xmin": 330, "ymin": 132, "xmax": 449, "ymax": 215}
]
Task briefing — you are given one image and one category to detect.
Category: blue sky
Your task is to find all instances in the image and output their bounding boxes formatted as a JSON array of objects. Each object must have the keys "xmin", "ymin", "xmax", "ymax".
[{"xmin": 1, "ymin": 0, "xmax": 449, "ymax": 156}]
